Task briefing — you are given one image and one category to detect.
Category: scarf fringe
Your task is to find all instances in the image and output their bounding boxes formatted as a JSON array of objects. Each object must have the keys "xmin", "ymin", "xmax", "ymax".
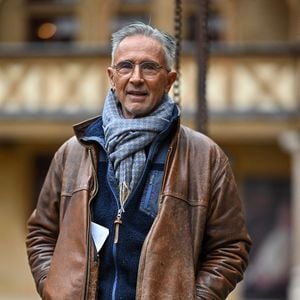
[{"xmin": 119, "ymin": 182, "xmax": 131, "ymax": 211}]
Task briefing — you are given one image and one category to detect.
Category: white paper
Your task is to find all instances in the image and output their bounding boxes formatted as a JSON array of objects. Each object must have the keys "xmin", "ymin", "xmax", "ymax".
[{"xmin": 91, "ymin": 222, "xmax": 109, "ymax": 252}]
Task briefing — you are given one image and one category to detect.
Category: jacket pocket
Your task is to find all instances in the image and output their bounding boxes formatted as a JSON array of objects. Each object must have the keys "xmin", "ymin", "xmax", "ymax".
[{"xmin": 139, "ymin": 170, "xmax": 164, "ymax": 218}]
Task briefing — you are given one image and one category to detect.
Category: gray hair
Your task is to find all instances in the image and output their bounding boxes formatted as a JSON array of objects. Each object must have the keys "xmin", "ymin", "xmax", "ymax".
[{"xmin": 111, "ymin": 22, "xmax": 176, "ymax": 70}]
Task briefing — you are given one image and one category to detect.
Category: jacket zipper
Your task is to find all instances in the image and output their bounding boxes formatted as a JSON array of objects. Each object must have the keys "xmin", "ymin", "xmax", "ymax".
[
  {"xmin": 114, "ymin": 208, "xmax": 123, "ymax": 244},
  {"xmin": 111, "ymin": 239, "xmax": 119, "ymax": 300},
  {"xmin": 103, "ymin": 163, "xmax": 122, "ymax": 299},
  {"xmin": 107, "ymin": 176, "xmax": 122, "ymax": 300},
  {"xmin": 84, "ymin": 148, "xmax": 99, "ymax": 300}
]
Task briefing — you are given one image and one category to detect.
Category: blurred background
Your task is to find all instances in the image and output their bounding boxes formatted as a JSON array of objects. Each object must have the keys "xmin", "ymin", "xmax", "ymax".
[{"xmin": 0, "ymin": 0, "xmax": 299, "ymax": 299}]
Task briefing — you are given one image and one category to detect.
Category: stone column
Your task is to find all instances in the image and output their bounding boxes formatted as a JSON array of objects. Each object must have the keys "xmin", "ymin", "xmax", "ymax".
[{"xmin": 279, "ymin": 131, "xmax": 300, "ymax": 300}]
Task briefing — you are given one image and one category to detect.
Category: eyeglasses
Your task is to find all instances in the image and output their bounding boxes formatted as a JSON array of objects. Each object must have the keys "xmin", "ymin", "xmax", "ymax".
[{"xmin": 112, "ymin": 60, "xmax": 170, "ymax": 78}]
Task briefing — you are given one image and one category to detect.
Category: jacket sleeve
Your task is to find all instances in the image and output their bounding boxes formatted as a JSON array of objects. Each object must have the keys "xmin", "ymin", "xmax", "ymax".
[
  {"xmin": 26, "ymin": 146, "xmax": 64, "ymax": 297},
  {"xmin": 195, "ymin": 151, "xmax": 252, "ymax": 299}
]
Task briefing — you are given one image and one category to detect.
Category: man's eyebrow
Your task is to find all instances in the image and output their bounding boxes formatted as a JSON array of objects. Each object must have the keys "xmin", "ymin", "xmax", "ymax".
[
  {"xmin": 116, "ymin": 59, "xmax": 133, "ymax": 63},
  {"xmin": 117, "ymin": 59, "xmax": 159, "ymax": 64}
]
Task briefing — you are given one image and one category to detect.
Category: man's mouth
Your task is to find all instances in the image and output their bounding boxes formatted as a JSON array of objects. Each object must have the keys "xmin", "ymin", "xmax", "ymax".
[{"xmin": 126, "ymin": 90, "xmax": 148, "ymax": 97}]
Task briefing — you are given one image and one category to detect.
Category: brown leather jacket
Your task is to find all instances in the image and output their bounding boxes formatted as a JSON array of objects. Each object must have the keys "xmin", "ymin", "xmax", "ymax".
[{"xmin": 26, "ymin": 118, "xmax": 251, "ymax": 300}]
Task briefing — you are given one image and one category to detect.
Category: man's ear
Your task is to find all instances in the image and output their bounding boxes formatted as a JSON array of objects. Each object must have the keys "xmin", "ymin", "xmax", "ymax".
[
  {"xmin": 107, "ymin": 67, "xmax": 115, "ymax": 89},
  {"xmin": 165, "ymin": 71, "xmax": 177, "ymax": 93}
]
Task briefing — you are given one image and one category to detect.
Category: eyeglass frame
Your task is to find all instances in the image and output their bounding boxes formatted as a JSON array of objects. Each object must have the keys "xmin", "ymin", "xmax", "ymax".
[{"xmin": 112, "ymin": 60, "xmax": 171, "ymax": 78}]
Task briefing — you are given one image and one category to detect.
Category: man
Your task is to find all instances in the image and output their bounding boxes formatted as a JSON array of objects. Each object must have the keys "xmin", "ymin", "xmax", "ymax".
[{"xmin": 26, "ymin": 22, "xmax": 251, "ymax": 300}]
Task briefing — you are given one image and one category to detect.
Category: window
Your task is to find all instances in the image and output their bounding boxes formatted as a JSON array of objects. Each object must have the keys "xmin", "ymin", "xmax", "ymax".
[
  {"xmin": 28, "ymin": 16, "xmax": 78, "ymax": 42},
  {"xmin": 26, "ymin": 0, "xmax": 79, "ymax": 43},
  {"xmin": 120, "ymin": 0, "xmax": 149, "ymax": 3},
  {"xmin": 27, "ymin": 0, "xmax": 78, "ymax": 4},
  {"xmin": 185, "ymin": 7, "xmax": 225, "ymax": 42}
]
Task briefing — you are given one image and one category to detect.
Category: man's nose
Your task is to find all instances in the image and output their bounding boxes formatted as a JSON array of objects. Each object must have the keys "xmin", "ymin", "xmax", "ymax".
[{"xmin": 129, "ymin": 64, "xmax": 144, "ymax": 82}]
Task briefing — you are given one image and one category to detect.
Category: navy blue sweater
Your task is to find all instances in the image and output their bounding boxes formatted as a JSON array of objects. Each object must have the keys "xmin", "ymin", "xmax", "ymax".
[{"xmin": 80, "ymin": 111, "xmax": 178, "ymax": 300}]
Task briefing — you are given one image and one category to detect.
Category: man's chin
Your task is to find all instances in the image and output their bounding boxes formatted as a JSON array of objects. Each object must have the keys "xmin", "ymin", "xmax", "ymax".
[{"xmin": 122, "ymin": 106, "xmax": 149, "ymax": 119}]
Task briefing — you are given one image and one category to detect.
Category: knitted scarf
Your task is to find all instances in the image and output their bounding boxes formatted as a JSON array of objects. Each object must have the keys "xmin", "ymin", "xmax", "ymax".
[{"xmin": 102, "ymin": 90, "xmax": 176, "ymax": 208}]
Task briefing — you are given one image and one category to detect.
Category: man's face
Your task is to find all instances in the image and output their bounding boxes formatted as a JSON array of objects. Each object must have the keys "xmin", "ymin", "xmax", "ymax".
[{"xmin": 107, "ymin": 35, "xmax": 177, "ymax": 118}]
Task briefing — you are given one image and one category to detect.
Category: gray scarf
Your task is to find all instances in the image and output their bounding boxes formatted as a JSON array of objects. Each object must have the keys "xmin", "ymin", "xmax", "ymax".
[{"xmin": 102, "ymin": 90, "xmax": 176, "ymax": 208}]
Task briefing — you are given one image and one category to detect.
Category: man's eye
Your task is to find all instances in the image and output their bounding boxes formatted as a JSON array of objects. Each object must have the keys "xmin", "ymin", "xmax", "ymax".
[
  {"xmin": 118, "ymin": 62, "xmax": 133, "ymax": 70},
  {"xmin": 142, "ymin": 63, "xmax": 157, "ymax": 70}
]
